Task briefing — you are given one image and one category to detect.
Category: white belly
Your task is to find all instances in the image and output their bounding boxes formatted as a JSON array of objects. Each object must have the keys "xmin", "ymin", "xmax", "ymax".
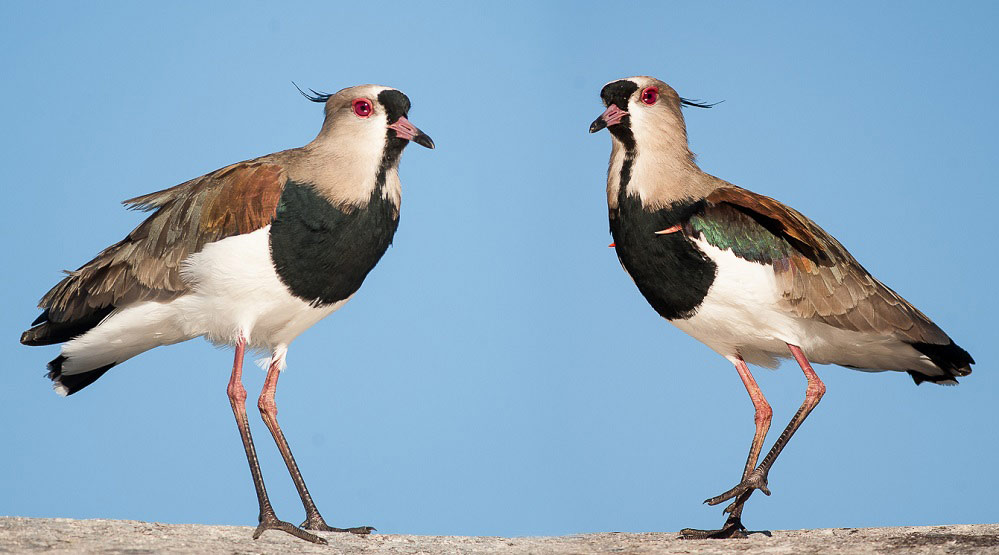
[
  {"xmin": 178, "ymin": 226, "xmax": 348, "ymax": 350},
  {"xmin": 669, "ymin": 237, "xmax": 794, "ymax": 367},
  {"xmin": 60, "ymin": 227, "xmax": 348, "ymax": 374}
]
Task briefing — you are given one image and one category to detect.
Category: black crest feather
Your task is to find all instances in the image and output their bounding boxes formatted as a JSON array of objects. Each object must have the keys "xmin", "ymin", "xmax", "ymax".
[
  {"xmin": 680, "ymin": 97, "xmax": 722, "ymax": 109},
  {"xmin": 292, "ymin": 82, "xmax": 332, "ymax": 103}
]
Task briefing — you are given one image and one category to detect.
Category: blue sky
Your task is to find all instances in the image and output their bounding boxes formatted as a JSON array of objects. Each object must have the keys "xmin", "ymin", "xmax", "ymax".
[{"xmin": 2, "ymin": 1, "xmax": 996, "ymax": 537}]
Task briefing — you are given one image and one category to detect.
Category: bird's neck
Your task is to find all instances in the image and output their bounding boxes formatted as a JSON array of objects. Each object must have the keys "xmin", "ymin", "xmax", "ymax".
[
  {"xmin": 606, "ymin": 133, "xmax": 710, "ymax": 214},
  {"xmin": 294, "ymin": 133, "xmax": 402, "ymax": 210}
]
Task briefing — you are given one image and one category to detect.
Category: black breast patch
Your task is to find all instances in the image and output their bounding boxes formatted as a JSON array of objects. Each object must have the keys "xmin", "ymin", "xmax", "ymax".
[
  {"xmin": 269, "ymin": 181, "xmax": 399, "ymax": 306},
  {"xmin": 611, "ymin": 195, "xmax": 717, "ymax": 321}
]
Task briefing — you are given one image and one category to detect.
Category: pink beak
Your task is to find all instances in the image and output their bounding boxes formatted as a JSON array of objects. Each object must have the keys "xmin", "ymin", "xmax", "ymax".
[
  {"xmin": 388, "ymin": 116, "xmax": 435, "ymax": 148},
  {"xmin": 589, "ymin": 104, "xmax": 629, "ymax": 133}
]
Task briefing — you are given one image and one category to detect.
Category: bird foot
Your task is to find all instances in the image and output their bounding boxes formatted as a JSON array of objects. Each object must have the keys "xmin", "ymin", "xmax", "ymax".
[
  {"xmin": 705, "ymin": 468, "xmax": 770, "ymax": 508},
  {"xmin": 253, "ymin": 513, "xmax": 328, "ymax": 544},
  {"xmin": 679, "ymin": 516, "xmax": 749, "ymax": 540},
  {"xmin": 301, "ymin": 513, "xmax": 375, "ymax": 535}
]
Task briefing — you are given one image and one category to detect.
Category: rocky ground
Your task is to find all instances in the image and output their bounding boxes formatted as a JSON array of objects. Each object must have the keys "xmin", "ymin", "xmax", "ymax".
[{"xmin": 1, "ymin": 517, "xmax": 997, "ymax": 554}]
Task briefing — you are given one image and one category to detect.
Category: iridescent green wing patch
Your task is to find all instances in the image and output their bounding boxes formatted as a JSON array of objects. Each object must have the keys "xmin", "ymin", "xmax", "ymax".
[{"xmin": 688, "ymin": 202, "xmax": 796, "ymax": 264}]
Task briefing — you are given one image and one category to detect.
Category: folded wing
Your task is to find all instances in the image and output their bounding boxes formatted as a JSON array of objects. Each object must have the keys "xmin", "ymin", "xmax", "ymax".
[
  {"xmin": 688, "ymin": 186, "xmax": 951, "ymax": 345},
  {"xmin": 22, "ymin": 162, "xmax": 286, "ymax": 346}
]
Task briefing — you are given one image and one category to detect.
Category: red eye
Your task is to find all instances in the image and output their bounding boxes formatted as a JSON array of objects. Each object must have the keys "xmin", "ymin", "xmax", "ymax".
[
  {"xmin": 352, "ymin": 98, "xmax": 372, "ymax": 117},
  {"xmin": 641, "ymin": 86, "xmax": 658, "ymax": 105}
]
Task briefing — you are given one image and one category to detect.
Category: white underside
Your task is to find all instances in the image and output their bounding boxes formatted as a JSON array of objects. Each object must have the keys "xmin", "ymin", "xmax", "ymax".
[
  {"xmin": 670, "ymin": 237, "xmax": 942, "ymax": 376},
  {"xmin": 59, "ymin": 226, "xmax": 349, "ymax": 375}
]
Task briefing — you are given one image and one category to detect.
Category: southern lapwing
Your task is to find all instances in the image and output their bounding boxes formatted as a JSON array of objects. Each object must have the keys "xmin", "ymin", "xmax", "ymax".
[
  {"xmin": 589, "ymin": 76, "xmax": 974, "ymax": 539},
  {"xmin": 21, "ymin": 84, "xmax": 433, "ymax": 544}
]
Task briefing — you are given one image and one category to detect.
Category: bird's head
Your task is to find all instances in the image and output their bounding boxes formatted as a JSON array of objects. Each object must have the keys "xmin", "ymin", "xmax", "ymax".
[
  {"xmin": 299, "ymin": 84, "xmax": 435, "ymax": 150},
  {"xmin": 589, "ymin": 76, "xmax": 715, "ymax": 149}
]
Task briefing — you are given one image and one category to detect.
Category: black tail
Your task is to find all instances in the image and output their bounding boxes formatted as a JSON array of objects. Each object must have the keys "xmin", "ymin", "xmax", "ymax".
[
  {"xmin": 21, "ymin": 307, "xmax": 115, "ymax": 346},
  {"xmin": 47, "ymin": 355, "xmax": 116, "ymax": 396},
  {"xmin": 24, "ymin": 307, "xmax": 118, "ymax": 395},
  {"xmin": 908, "ymin": 340, "xmax": 975, "ymax": 385}
]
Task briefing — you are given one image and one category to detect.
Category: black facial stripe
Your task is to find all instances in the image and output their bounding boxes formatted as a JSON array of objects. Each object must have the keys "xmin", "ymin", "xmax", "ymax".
[
  {"xmin": 377, "ymin": 89, "xmax": 414, "ymax": 169},
  {"xmin": 377, "ymin": 137, "xmax": 406, "ymax": 190},
  {"xmin": 601, "ymin": 80, "xmax": 639, "ymax": 144},
  {"xmin": 377, "ymin": 89, "xmax": 411, "ymax": 123},
  {"xmin": 610, "ymin": 123, "xmax": 636, "ymax": 151},
  {"xmin": 600, "ymin": 79, "xmax": 639, "ymax": 110}
]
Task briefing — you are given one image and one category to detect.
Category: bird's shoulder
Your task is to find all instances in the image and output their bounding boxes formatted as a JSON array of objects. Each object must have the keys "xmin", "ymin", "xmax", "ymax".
[
  {"xmin": 687, "ymin": 184, "xmax": 845, "ymax": 267},
  {"xmin": 124, "ymin": 158, "xmax": 288, "ymax": 237}
]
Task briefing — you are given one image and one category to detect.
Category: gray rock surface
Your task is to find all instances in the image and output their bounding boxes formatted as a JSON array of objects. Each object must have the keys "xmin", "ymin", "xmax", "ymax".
[{"xmin": 1, "ymin": 517, "xmax": 997, "ymax": 554}]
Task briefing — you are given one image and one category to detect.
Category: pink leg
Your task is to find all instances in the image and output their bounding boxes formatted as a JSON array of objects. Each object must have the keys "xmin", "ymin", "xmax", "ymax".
[
  {"xmin": 680, "ymin": 356, "xmax": 772, "ymax": 539},
  {"xmin": 733, "ymin": 356, "xmax": 774, "ymax": 488},
  {"xmin": 728, "ymin": 357, "xmax": 773, "ymax": 524},
  {"xmin": 227, "ymin": 338, "xmax": 326, "ymax": 544},
  {"xmin": 704, "ymin": 344, "xmax": 825, "ymax": 509},
  {"xmin": 258, "ymin": 357, "xmax": 374, "ymax": 535}
]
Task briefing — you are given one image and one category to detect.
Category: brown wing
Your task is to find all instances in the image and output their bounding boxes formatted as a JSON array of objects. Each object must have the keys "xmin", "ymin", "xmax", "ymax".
[
  {"xmin": 702, "ymin": 186, "xmax": 949, "ymax": 344},
  {"xmin": 26, "ymin": 162, "xmax": 286, "ymax": 342}
]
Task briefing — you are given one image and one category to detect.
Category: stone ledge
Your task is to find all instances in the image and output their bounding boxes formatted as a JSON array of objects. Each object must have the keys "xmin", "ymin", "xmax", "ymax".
[{"xmin": 1, "ymin": 517, "xmax": 997, "ymax": 554}]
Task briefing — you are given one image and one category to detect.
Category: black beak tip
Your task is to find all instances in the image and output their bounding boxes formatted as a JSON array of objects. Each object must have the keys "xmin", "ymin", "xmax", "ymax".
[
  {"xmin": 414, "ymin": 133, "xmax": 435, "ymax": 149},
  {"xmin": 589, "ymin": 118, "xmax": 606, "ymax": 134}
]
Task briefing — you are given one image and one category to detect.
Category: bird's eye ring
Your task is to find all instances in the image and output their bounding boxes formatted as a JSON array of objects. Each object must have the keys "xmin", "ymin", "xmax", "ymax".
[
  {"xmin": 352, "ymin": 98, "xmax": 373, "ymax": 117},
  {"xmin": 641, "ymin": 87, "xmax": 659, "ymax": 105}
]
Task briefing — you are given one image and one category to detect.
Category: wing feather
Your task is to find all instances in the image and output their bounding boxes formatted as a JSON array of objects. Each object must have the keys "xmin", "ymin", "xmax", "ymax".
[
  {"xmin": 695, "ymin": 186, "xmax": 948, "ymax": 344},
  {"xmin": 34, "ymin": 162, "xmax": 286, "ymax": 326}
]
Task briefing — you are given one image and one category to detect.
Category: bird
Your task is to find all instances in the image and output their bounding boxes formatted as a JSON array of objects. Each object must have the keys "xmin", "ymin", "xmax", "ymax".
[
  {"xmin": 589, "ymin": 76, "xmax": 974, "ymax": 539},
  {"xmin": 20, "ymin": 83, "xmax": 434, "ymax": 544}
]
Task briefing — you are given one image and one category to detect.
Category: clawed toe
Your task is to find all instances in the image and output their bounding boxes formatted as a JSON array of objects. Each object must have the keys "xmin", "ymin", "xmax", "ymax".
[
  {"xmin": 301, "ymin": 514, "xmax": 375, "ymax": 535},
  {"xmin": 704, "ymin": 469, "xmax": 770, "ymax": 506},
  {"xmin": 679, "ymin": 516, "xmax": 749, "ymax": 540},
  {"xmin": 321, "ymin": 525, "xmax": 374, "ymax": 535},
  {"xmin": 253, "ymin": 514, "xmax": 327, "ymax": 544}
]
